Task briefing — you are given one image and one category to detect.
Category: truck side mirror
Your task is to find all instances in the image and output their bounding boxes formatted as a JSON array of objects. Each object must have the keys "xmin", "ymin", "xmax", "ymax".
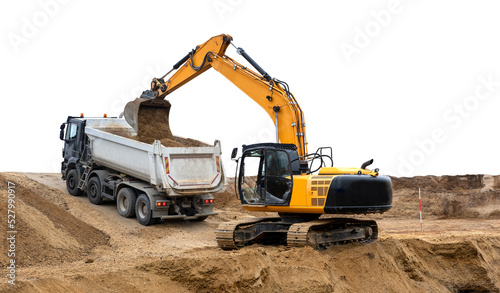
[
  {"xmin": 59, "ymin": 123, "xmax": 66, "ymax": 141},
  {"xmin": 231, "ymin": 148, "xmax": 238, "ymax": 160}
]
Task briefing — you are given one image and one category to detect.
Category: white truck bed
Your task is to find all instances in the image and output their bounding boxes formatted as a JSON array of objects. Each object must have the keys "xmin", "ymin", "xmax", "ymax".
[{"xmin": 84, "ymin": 118, "xmax": 224, "ymax": 195}]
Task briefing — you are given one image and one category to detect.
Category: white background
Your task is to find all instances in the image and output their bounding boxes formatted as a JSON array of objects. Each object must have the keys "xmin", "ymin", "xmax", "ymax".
[{"xmin": 1, "ymin": 0, "xmax": 499, "ymax": 177}]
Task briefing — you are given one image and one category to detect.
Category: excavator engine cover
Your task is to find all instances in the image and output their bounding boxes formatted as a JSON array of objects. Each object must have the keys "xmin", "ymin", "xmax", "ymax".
[
  {"xmin": 324, "ymin": 175, "xmax": 392, "ymax": 214},
  {"xmin": 124, "ymin": 90, "xmax": 172, "ymax": 133}
]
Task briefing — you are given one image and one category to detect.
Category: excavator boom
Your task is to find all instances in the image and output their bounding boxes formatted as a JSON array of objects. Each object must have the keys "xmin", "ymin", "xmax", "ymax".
[{"xmin": 124, "ymin": 34, "xmax": 308, "ymax": 157}]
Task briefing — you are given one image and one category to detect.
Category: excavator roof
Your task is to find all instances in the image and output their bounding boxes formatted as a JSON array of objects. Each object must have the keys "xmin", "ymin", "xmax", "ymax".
[{"xmin": 242, "ymin": 143, "xmax": 297, "ymax": 152}]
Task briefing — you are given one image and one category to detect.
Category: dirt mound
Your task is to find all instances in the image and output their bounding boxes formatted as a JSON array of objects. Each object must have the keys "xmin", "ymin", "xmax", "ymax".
[
  {"xmin": 0, "ymin": 173, "xmax": 109, "ymax": 267},
  {"xmin": 389, "ymin": 174, "xmax": 500, "ymax": 220},
  {"xmin": 135, "ymin": 104, "xmax": 211, "ymax": 147},
  {"xmin": 106, "ymin": 104, "xmax": 210, "ymax": 147},
  {"xmin": 172, "ymin": 136, "xmax": 211, "ymax": 147},
  {"xmin": 440, "ymin": 174, "xmax": 484, "ymax": 190},
  {"xmin": 137, "ymin": 236, "xmax": 500, "ymax": 293},
  {"xmin": 105, "ymin": 127, "xmax": 210, "ymax": 148},
  {"xmin": 2, "ymin": 173, "xmax": 500, "ymax": 292},
  {"xmin": 391, "ymin": 174, "xmax": 485, "ymax": 190},
  {"xmin": 391, "ymin": 175, "xmax": 443, "ymax": 190},
  {"xmin": 136, "ymin": 106, "xmax": 175, "ymax": 143},
  {"xmin": 214, "ymin": 180, "xmax": 240, "ymax": 210}
]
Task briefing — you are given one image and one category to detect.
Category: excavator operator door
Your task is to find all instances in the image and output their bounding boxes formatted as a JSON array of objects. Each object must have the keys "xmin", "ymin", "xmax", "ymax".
[{"xmin": 238, "ymin": 146, "xmax": 293, "ymax": 206}]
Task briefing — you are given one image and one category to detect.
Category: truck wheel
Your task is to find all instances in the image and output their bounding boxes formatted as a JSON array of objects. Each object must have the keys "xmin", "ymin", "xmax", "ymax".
[
  {"xmin": 117, "ymin": 188, "xmax": 137, "ymax": 218},
  {"xmin": 136, "ymin": 194, "xmax": 156, "ymax": 226},
  {"xmin": 192, "ymin": 216, "xmax": 208, "ymax": 222},
  {"xmin": 66, "ymin": 169, "xmax": 83, "ymax": 196},
  {"xmin": 87, "ymin": 177, "xmax": 104, "ymax": 205}
]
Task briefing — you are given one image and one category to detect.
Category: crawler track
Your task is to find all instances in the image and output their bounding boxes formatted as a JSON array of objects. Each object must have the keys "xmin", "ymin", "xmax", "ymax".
[
  {"xmin": 217, "ymin": 217, "xmax": 378, "ymax": 250},
  {"xmin": 216, "ymin": 217, "xmax": 281, "ymax": 250},
  {"xmin": 287, "ymin": 218, "xmax": 378, "ymax": 248}
]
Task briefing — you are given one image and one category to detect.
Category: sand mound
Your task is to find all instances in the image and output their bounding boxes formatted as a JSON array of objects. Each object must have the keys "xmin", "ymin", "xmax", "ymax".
[
  {"xmin": 389, "ymin": 174, "xmax": 500, "ymax": 219},
  {"xmin": 0, "ymin": 173, "xmax": 109, "ymax": 267},
  {"xmin": 391, "ymin": 174, "xmax": 485, "ymax": 191},
  {"xmin": 2, "ymin": 173, "xmax": 500, "ymax": 292},
  {"xmin": 137, "ymin": 106, "xmax": 173, "ymax": 140},
  {"xmin": 137, "ymin": 236, "xmax": 500, "ymax": 293},
  {"xmin": 108, "ymin": 104, "xmax": 210, "ymax": 147},
  {"xmin": 136, "ymin": 106, "xmax": 176, "ymax": 145}
]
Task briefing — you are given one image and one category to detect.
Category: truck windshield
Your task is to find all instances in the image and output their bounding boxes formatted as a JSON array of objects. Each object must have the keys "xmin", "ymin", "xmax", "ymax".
[
  {"xmin": 66, "ymin": 123, "xmax": 78, "ymax": 140},
  {"xmin": 239, "ymin": 149, "xmax": 292, "ymax": 205}
]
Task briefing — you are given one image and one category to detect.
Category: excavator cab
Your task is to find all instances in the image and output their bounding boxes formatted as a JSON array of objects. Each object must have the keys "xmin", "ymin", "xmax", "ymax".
[{"xmin": 236, "ymin": 143, "xmax": 300, "ymax": 206}]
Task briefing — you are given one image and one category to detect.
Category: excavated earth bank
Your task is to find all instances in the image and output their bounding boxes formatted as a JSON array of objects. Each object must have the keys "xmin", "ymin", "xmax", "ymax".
[{"xmin": 1, "ymin": 172, "xmax": 499, "ymax": 292}]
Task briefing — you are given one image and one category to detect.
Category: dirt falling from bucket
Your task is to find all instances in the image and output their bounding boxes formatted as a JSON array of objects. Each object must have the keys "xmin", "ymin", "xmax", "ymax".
[
  {"xmin": 134, "ymin": 106, "xmax": 209, "ymax": 147},
  {"xmin": 136, "ymin": 107, "xmax": 175, "ymax": 144}
]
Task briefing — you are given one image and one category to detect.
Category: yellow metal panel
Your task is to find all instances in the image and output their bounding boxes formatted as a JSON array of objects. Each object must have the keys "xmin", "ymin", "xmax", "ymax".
[
  {"xmin": 242, "ymin": 205, "xmax": 324, "ymax": 214},
  {"xmin": 318, "ymin": 167, "xmax": 378, "ymax": 176},
  {"xmin": 305, "ymin": 175, "xmax": 334, "ymax": 208},
  {"xmin": 288, "ymin": 175, "xmax": 309, "ymax": 206}
]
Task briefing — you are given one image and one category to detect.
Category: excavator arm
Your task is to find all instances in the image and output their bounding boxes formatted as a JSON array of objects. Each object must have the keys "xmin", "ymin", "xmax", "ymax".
[{"xmin": 124, "ymin": 34, "xmax": 308, "ymax": 158}]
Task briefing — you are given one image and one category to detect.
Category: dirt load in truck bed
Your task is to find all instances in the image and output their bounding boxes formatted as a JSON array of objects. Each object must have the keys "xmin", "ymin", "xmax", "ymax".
[
  {"xmin": 105, "ymin": 105, "xmax": 210, "ymax": 147},
  {"xmin": 2, "ymin": 172, "xmax": 500, "ymax": 292},
  {"xmin": 136, "ymin": 106, "xmax": 211, "ymax": 147}
]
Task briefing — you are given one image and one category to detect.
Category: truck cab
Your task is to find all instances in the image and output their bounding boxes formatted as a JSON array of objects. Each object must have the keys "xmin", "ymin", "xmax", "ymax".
[{"xmin": 60, "ymin": 116, "xmax": 87, "ymax": 181}]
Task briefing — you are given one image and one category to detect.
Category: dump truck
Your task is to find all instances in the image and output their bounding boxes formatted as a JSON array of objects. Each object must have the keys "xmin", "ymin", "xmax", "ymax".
[{"xmin": 59, "ymin": 115, "xmax": 224, "ymax": 225}]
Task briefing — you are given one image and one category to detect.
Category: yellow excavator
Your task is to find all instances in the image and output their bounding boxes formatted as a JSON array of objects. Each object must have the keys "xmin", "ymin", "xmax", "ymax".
[{"xmin": 124, "ymin": 34, "xmax": 392, "ymax": 249}]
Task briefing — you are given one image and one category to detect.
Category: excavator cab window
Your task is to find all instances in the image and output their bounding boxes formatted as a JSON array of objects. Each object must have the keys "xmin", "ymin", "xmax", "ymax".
[
  {"xmin": 239, "ymin": 148, "xmax": 293, "ymax": 206},
  {"xmin": 239, "ymin": 149, "xmax": 264, "ymax": 204}
]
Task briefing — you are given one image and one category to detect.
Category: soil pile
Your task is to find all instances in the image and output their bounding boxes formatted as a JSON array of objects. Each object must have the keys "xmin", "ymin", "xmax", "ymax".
[
  {"xmin": 0, "ymin": 173, "xmax": 109, "ymax": 267},
  {"xmin": 389, "ymin": 174, "xmax": 500, "ymax": 219},
  {"xmin": 138, "ymin": 237, "xmax": 500, "ymax": 293},
  {"xmin": 1, "ymin": 173, "xmax": 499, "ymax": 292},
  {"xmin": 114, "ymin": 104, "xmax": 210, "ymax": 147},
  {"xmin": 136, "ymin": 106, "xmax": 178, "ymax": 146}
]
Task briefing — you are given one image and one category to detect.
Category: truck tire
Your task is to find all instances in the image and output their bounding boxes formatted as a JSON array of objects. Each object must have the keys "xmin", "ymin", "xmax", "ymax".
[
  {"xmin": 136, "ymin": 194, "xmax": 156, "ymax": 226},
  {"xmin": 87, "ymin": 176, "xmax": 104, "ymax": 205},
  {"xmin": 66, "ymin": 169, "xmax": 83, "ymax": 196},
  {"xmin": 117, "ymin": 187, "xmax": 137, "ymax": 218}
]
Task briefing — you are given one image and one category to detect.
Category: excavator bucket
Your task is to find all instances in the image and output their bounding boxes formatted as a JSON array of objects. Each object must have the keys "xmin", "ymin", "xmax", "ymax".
[{"xmin": 124, "ymin": 95, "xmax": 171, "ymax": 133}]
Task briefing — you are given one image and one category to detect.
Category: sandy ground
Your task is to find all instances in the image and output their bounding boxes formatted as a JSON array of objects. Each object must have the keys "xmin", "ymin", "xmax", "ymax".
[{"xmin": 1, "ymin": 172, "xmax": 499, "ymax": 292}]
